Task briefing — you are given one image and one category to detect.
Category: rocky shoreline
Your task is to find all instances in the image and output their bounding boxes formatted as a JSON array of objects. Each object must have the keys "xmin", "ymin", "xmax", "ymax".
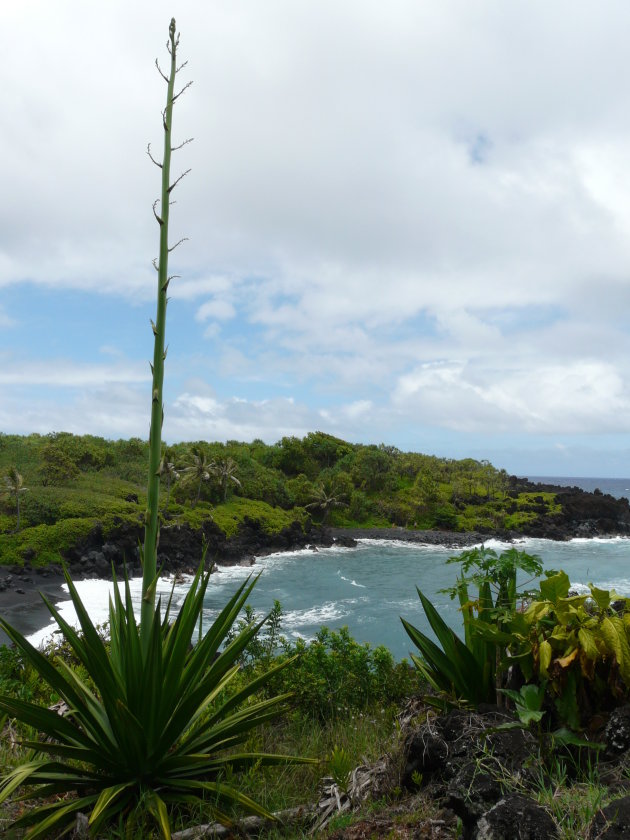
[
  {"xmin": 0, "ymin": 522, "xmax": 484, "ymax": 642},
  {"xmin": 2, "ymin": 477, "xmax": 630, "ymax": 646}
]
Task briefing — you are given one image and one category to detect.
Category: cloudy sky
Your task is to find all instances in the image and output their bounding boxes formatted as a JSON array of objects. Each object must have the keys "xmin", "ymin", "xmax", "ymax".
[{"xmin": 3, "ymin": 1, "xmax": 630, "ymax": 476}]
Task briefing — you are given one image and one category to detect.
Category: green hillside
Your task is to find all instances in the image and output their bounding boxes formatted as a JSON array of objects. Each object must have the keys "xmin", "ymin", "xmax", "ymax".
[{"xmin": 0, "ymin": 431, "xmax": 559, "ymax": 566}]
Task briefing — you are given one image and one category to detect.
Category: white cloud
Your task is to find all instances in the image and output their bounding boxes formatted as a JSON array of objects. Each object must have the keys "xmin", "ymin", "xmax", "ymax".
[
  {"xmin": 393, "ymin": 360, "xmax": 629, "ymax": 435},
  {"xmin": 0, "ymin": 360, "xmax": 149, "ymax": 387},
  {"xmin": 4, "ymin": 2, "xmax": 630, "ymax": 473},
  {"xmin": 195, "ymin": 299, "xmax": 236, "ymax": 322}
]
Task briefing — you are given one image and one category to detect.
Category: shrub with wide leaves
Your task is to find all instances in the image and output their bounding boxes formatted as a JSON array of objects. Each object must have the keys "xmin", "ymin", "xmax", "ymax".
[{"xmin": 0, "ymin": 567, "xmax": 312, "ymax": 839}]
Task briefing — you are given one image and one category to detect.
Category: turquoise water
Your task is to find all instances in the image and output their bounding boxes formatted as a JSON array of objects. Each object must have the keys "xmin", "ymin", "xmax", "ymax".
[{"xmin": 199, "ymin": 536, "xmax": 630, "ymax": 661}]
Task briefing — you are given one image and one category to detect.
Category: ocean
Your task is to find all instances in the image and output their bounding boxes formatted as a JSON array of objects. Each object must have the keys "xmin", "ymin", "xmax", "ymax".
[
  {"xmin": 23, "ymin": 476, "xmax": 630, "ymax": 660},
  {"xmin": 527, "ymin": 476, "xmax": 630, "ymax": 499},
  {"xmin": 26, "ymin": 535, "xmax": 630, "ymax": 661}
]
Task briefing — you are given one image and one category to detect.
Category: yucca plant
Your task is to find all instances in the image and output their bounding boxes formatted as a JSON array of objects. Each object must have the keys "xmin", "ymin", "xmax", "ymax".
[
  {"xmin": 401, "ymin": 587, "xmax": 494, "ymax": 707},
  {"xmin": 0, "ymin": 19, "xmax": 313, "ymax": 838},
  {"xmin": 401, "ymin": 548, "xmax": 543, "ymax": 707},
  {"xmin": 0, "ymin": 570, "xmax": 308, "ymax": 838}
]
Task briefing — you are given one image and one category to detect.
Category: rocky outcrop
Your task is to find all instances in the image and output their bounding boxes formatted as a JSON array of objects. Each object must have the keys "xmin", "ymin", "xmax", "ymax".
[
  {"xmin": 397, "ymin": 698, "xmax": 630, "ymax": 840},
  {"xmin": 587, "ymin": 795, "xmax": 630, "ymax": 838},
  {"xmin": 330, "ymin": 527, "xmax": 485, "ymax": 548},
  {"xmin": 58, "ymin": 517, "xmax": 339, "ymax": 581},
  {"xmin": 474, "ymin": 795, "xmax": 557, "ymax": 839},
  {"xmin": 508, "ymin": 477, "xmax": 630, "ymax": 539}
]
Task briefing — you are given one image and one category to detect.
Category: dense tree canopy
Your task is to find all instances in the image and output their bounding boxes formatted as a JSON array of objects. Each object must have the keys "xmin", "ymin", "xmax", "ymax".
[{"xmin": 0, "ymin": 431, "xmax": 558, "ymax": 566}]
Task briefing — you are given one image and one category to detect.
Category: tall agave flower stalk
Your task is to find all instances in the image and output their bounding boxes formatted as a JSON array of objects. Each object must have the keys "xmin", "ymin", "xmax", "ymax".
[
  {"xmin": 142, "ymin": 18, "xmax": 192, "ymax": 648},
  {"xmin": 0, "ymin": 23, "xmax": 312, "ymax": 838}
]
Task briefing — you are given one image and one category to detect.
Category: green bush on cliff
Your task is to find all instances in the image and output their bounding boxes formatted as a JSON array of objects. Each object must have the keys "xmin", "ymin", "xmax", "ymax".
[
  {"xmin": 211, "ymin": 498, "xmax": 307, "ymax": 538},
  {"xmin": 0, "ymin": 518, "xmax": 96, "ymax": 566}
]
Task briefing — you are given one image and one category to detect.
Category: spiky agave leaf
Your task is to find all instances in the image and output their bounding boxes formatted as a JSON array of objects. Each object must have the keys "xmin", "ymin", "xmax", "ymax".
[{"xmin": 0, "ymin": 566, "xmax": 315, "ymax": 839}]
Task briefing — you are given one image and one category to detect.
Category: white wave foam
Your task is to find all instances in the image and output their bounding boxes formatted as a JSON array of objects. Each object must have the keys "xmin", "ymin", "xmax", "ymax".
[
  {"xmin": 337, "ymin": 570, "xmax": 366, "ymax": 588},
  {"xmin": 471, "ymin": 538, "xmax": 527, "ymax": 550},
  {"xmin": 209, "ymin": 563, "xmax": 259, "ymax": 584},
  {"xmin": 255, "ymin": 544, "xmax": 357, "ymax": 565},
  {"xmin": 26, "ymin": 575, "xmax": 193, "ymax": 649},
  {"xmin": 282, "ymin": 601, "xmax": 348, "ymax": 628},
  {"xmin": 359, "ymin": 537, "xmax": 445, "ymax": 549},
  {"xmin": 570, "ymin": 579, "xmax": 630, "ymax": 595}
]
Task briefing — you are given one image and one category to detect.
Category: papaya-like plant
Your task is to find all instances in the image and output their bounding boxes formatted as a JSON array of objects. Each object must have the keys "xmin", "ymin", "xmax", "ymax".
[
  {"xmin": 0, "ymin": 20, "xmax": 312, "ymax": 839},
  {"xmin": 504, "ymin": 570, "xmax": 630, "ymax": 729}
]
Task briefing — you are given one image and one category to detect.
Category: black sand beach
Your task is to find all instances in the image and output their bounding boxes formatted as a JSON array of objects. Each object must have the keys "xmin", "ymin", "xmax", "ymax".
[{"xmin": 0, "ymin": 568, "xmax": 67, "ymax": 647}]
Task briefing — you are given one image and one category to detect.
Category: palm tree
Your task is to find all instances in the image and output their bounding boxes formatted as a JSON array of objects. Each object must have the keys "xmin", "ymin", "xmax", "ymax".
[
  {"xmin": 213, "ymin": 456, "xmax": 241, "ymax": 501},
  {"xmin": 306, "ymin": 480, "xmax": 347, "ymax": 524},
  {"xmin": 180, "ymin": 445, "xmax": 213, "ymax": 507},
  {"xmin": 3, "ymin": 466, "xmax": 27, "ymax": 532},
  {"xmin": 158, "ymin": 448, "xmax": 180, "ymax": 510}
]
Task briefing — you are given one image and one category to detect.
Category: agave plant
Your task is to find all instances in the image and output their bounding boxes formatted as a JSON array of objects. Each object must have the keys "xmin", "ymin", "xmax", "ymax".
[
  {"xmin": 0, "ymin": 568, "xmax": 310, "ymax": 838},
  {"xmin": 401, "ymin": 548, "xmax": 544, "ymax": 708},
  {"xmin": 0, "ymin": 18, "xmax": 313, "ymax": 838},
  {"xmin": 401, "ymin": 587, "xmax": 494, "ymax": 707}
]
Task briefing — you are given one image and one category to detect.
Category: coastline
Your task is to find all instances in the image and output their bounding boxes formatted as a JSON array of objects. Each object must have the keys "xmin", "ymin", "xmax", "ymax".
[
  {"xmin": 329, "ymin": 526, "xmax": 485, "ymax": 547},
  {"xmin": 0, "ymin": 567, "xmax": 67, "ymax": 647},
  {"xmin": 0, "ymin": 522, "xmax": 626, "ymax": 647},
  {"xmin": 0, "ymin": 527, "xmax": 483, "ymax": 646}
]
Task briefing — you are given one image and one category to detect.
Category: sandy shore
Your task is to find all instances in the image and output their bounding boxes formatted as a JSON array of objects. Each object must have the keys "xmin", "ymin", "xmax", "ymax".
[{"xmin": 0, "ymin": 569, "xmax": 68, "ymax": 647}]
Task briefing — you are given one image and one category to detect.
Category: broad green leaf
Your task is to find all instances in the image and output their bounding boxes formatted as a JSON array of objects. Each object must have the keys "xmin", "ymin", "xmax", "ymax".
[
  {"xmin": 578, "ymin": 627, "xmax": 599, "ymax": 659},
  {"xmin": 552, "ymin": 728, "xmax": 604, "ymax": 750},
  {"xmin": 525, "ymin": 601, "xmax": 550, "ymax": 623},
  {"xmin": 519, "ymin": 682, "xmax": 546, "ymax": 711},
  {"xmin": 589, "ymin": 585, "xmax": 611, "ymax": 612},
  {"xmin": 539, "ymin": 571, "xmax": 570, "ymax": 603},
  {"xmin": 600, "ymin": 616, "xmax": 630, "ymax": 686},
  {"xmin": 517, "ymin": 708, "xmax": 545, "ymax": 725}
]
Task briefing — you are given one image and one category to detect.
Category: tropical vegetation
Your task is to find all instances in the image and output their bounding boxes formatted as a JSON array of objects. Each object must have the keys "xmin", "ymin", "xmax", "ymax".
[
  {"xmin": 0, "ymin": 430, "xmax": 564, "ymax": 568},
  {"xmin": 402, "ymin": 546, "xmax": 630, "ymax": 731}
]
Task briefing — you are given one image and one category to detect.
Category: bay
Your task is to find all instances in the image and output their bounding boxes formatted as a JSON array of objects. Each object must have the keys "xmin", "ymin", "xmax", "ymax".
[{"xmin": 28, "ymin": 535, "xmax": 630, "ymax": 661}]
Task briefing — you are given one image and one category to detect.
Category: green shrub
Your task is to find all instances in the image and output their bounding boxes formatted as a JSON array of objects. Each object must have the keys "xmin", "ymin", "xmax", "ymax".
[
  {"xmin": 211, "ymin": 498, "xmax": 306, "ymax": 538},
  {"xmin": 269, "ymin": 626, "xmax": 419, "ymax": 720}
]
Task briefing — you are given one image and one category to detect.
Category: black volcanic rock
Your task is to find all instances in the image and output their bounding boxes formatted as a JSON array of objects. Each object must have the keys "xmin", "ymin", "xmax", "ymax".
[
  {"xmin": 506, "ymin": 476, "xmax": 630, "ymax": 539},
  {"xmin": 61, "ymin": 516, "xmax": 329, "ymax": 580}
]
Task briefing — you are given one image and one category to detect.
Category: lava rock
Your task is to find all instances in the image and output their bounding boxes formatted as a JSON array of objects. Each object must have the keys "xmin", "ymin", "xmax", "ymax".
[
  {"xmin": 474, "ymin": 794, "xmax": 558, "ymax": 839},
  {"xmin": 587, "ymin": 794, "xmax": 630, "ymax": 838},
  {"xmin": 334, "ymin": 535, "xmax": 358, "ymax": 548},
  {"xmin": 445, "ymin": 762, "xmax": 503, "ymax": 823},
  {"xmin": 605, "ymin": 706, "xmax": 630, "ymax": 756}
]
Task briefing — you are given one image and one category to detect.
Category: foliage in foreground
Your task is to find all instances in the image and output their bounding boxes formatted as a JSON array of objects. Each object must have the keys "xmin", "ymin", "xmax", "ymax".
[
  {"xmin": 0, "ymin": 569, "xmax": 313, "ymax": 838},
  {"xmin": 226, "ymin": 603, "xmax": 422, "ymax": 721},
  {"xmin": 403, "ymin": 547, "xmax": 630, "ymax": 731},
  {"xmin": 401, "ymin": 547, "xmax": 543, "ymax": 706}
]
